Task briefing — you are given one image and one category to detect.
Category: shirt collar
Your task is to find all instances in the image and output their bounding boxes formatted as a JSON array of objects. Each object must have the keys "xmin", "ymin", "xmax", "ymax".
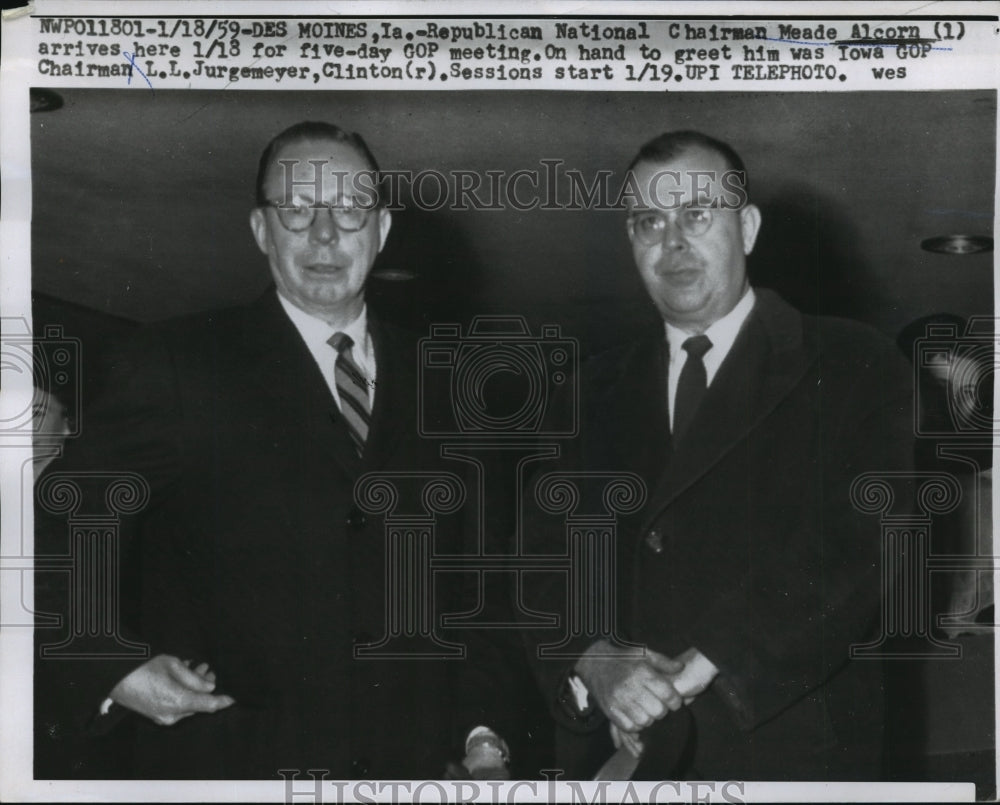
[
  {"xmin": 277, "ymin": 293, "xmax": 372, "ymax": 368},
  {"xmin": 664, "ymin": 287, "xmax": 756, "ymax": 363}
]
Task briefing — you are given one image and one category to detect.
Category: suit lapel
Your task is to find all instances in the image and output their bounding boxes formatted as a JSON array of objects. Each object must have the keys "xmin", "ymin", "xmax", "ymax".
[
  {"xmin": 243, "ymin": 292, "xmax": 362, "ymax": 479},
  {"xmin": 640, "ymin": 290, "xmax": 817, "ymax": 523}
]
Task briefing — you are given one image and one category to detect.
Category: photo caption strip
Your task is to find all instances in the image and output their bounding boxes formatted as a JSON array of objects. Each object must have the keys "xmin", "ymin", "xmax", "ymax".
[{"xmin": 26, "ymin": 15, "xmax": 995, "ymax": 91}]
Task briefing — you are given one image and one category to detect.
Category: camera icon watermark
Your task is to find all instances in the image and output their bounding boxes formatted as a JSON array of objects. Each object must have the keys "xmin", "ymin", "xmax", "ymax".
[
  {"xmin": 418, "ymin": 316, "xmax": 578, "ymax": 439},
  {"xmin": 0, "ymin": 317, "xmax": 81, "ymax": 440},
  {"xmin": 912, "ymin": 316, "xmax": 997, "ymax": 438}
]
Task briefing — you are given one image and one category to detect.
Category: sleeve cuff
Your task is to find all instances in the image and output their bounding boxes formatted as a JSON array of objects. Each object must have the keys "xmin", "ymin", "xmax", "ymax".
[
  {"xmin": 567, "ymin": 674, "xmax": 592, "ymax": 713},
  {"xmin": 87, "ymin": 695, "xmax": 130, "ymax": 736},
  {"xmin": 555, "ymin": 670, "xmax": 604, "ymax": 732}
]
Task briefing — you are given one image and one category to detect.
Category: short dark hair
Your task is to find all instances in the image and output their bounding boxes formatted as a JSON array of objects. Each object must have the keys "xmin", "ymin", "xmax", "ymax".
[
  {"xmin": 626, "ymin": 130, "xmax": 750, "ymax": 203},
  {"xmin": 255, "ymin": 121, "xmax": 382, "ymax": 206}
]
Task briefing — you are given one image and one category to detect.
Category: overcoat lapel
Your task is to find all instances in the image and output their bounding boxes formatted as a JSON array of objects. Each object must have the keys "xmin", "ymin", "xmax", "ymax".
[
  {"xmin": 242, "ymin": 291, "xmax": 362, "ymax": 478},
  {"xmin": 637, "ymin": 290, "xmax": 817, "ymax": 531}
]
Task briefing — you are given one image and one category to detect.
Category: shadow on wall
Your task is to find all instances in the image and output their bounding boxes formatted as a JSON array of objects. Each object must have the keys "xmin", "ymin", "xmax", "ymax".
[
  {"xmin": 367, "ymin": 207, "xmax": 485, "ymax": 334},
  {"xmin": 749, "ymin": 183, "xmax": 887, "ymax": 324}
]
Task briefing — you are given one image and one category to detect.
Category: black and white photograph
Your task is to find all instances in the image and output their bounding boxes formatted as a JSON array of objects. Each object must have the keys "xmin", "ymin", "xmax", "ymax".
[{"xmin": 1, "ymin": 3, "xmax": 997, "ymax": 802}]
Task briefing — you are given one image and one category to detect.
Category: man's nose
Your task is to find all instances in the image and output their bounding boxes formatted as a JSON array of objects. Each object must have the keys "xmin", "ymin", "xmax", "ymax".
[
  {"xmin": 308, "ymin": 207, "xmax": 340, "ymax": 244},
  {"xmin": 661, "ymin": 213, "xmax": 688, "ymax": 250}
]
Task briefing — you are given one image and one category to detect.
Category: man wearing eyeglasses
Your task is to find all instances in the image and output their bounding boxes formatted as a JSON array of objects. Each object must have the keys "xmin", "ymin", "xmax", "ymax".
[
  {"xmin": 517, "ymin": 131, "xmax": 914, "ymax": 780},
  {"xmin": 35, "ymin": 122, "xmax": 465, "ymax": 779}
]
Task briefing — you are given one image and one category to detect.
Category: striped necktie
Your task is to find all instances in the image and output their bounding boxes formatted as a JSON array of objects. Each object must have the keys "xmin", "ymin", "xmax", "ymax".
[{"xmin": 328, "ymin": 332, "xmax": 371, "ymax": 455}]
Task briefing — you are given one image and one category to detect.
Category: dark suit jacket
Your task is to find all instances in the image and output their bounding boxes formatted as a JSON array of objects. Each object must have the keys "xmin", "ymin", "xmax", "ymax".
[
  {"xmin": 35, "ymin": 291, "xmax": 468, "ymax": 779},
  {"xmin": 521, "ymin": 289, "xmax": 914, "ymax": 780}
]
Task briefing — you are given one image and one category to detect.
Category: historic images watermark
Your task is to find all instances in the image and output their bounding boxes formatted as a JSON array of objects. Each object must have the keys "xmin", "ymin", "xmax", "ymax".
[
  {"xmin": 278, "ymin": 768, "xmax": 748, "ymax": 804},
  {"xmin": 270, "ymin": 159, "xmax": 749, "ymax": 213}
]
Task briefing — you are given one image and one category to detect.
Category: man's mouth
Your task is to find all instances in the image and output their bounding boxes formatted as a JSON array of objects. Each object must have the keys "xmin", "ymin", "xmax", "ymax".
[
  {"xmin": 303, "ymin": 262, "xmax": 346, "ymax": 274},
  {"xmin": 657, "ymin": 266, "xmax": 701, "ymax": 283}
]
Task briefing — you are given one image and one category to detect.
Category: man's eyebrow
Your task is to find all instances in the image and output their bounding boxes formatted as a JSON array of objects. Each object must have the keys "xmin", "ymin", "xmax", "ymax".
[
  {"xmin": 630, "ymin": 201, "xmax": 710, "ymax": 212},
  {"xmin": 276, "ymin": 195, "xmax": 362, "ymax": 205}
]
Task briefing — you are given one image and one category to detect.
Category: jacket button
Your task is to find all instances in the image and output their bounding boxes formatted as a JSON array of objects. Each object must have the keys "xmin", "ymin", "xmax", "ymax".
[
  {"xmin": 350, "ymin": 758, "xmax": 370, "ymax": 777},
  {"xmin": 645, "ymin": 528, "xmax": 664, "ymax": 554},
  {"xmin": 346, "ymin": 508, "xmax": 367, "ymax": 529}
]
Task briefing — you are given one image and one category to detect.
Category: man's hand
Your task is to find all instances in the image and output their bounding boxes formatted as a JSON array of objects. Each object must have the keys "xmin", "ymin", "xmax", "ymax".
[
  {"xmin": 575, "ymin": 639, "xmax": 685, "ymax": 733},
  {"xmin": 602, "ymin": 647, "xmax": 720, "ymax": 763},
  {"xmin": 109, "ymin": 654, "xmax": 235, "ymax": 726},
  {"xmin": 667, "ymin": 647, "xmax": 719, "ymax": 704}
]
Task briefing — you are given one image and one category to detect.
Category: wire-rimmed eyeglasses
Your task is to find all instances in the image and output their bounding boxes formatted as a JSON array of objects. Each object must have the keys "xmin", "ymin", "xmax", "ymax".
[{"xmin": 629, "ymin": 207, "xmax": 731, "ymax": 246}]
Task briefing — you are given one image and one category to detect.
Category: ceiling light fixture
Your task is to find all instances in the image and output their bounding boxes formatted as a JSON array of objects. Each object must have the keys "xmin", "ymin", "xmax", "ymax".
[{"xmin": 920, "ymin": 234, "xmax": 993, "ymax": 255}]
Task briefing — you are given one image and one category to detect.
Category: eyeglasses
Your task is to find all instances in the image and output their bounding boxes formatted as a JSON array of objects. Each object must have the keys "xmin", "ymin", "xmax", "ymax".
[
  {"xmin": 629, "ymin": 207, "xmax": 724, "ymax": 246},
  {"xmin": 262, "ymin": 200, "xmax": 373, "ymax": 233}
]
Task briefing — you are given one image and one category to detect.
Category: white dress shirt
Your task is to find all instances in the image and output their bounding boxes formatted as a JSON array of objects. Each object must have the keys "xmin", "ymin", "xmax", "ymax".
[
  {"xmin": 664, "ymin": 287, "xmax": 756, "ymax": 429},
  {"xmin": 277, "ymin": 294, "xmax": 377, "ymax": 411}
]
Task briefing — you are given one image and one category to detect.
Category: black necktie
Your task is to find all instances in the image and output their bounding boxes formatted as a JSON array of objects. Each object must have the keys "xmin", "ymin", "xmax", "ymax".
[
  {"xmin": 328, "ymin": 332, "xmax": 371, "ymax": 455},
  {"xmin": 672, "ymin": 334, "xmax": 712, "ymax": 440}
]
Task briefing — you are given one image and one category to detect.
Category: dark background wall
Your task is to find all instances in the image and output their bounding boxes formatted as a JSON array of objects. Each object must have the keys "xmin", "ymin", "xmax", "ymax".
[{"xmin": 31, "ymin": 89, "xmax": 995, "ymax": 356}]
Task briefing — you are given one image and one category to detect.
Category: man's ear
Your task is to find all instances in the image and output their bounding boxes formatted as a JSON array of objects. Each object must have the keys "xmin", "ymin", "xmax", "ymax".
[
  {"xmin": 376, "ymin": 208, "xmax": 392, "ymax": 252},
  {"xmin": 249, "ymin": 207, "xmax": 269, "ymax": 255},
  {"xmin": 739, "ymin": 203, "xmax": 762, "ymax": 255}
]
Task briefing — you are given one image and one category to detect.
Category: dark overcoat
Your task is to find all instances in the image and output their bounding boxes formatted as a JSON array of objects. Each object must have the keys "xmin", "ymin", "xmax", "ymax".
[
  {"xmin": 35, "ymin": 291, "xmax": 467, "ymax": 779},
  {"xmin": 521, "ymin": 289, "xmax": 914, "ymax": 780}
]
